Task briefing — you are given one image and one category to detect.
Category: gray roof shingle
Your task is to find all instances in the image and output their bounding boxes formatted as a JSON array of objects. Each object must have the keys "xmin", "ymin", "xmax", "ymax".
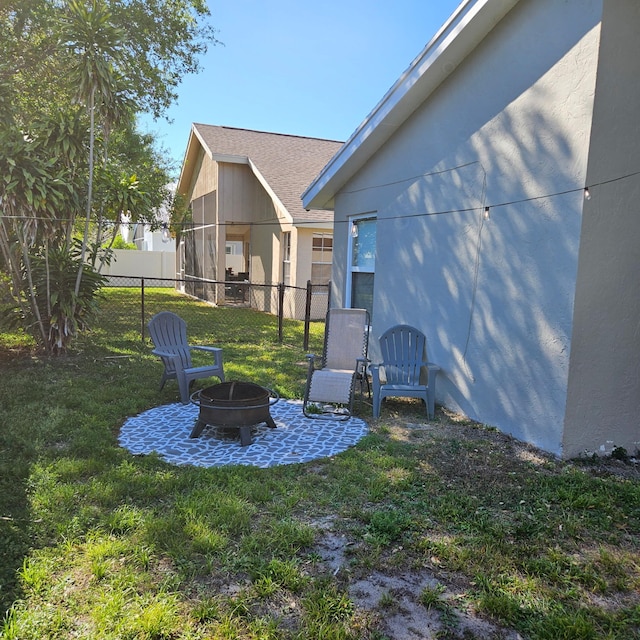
[{"xmin": 193, "ymin": 124, "xmax": 343, "ymax": 224}]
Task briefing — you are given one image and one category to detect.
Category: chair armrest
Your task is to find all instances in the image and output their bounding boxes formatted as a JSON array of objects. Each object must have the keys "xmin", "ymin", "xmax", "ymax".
[
  {"xmin": 191, "ymin": 345, "xmax": 223, "ymax": 355},
  {"xmin": 369, "ymin": 363, "xmax": 382, "ymax": 383},
  {"xmin": 305, "ymin": 353, "xmax": 320, "ymax": 374}
]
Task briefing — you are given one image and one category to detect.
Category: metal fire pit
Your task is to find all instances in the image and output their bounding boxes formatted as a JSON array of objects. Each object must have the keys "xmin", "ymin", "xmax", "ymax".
[{"xmin": 190, "ymin": 381, "xmax": 279, "ymax": 445}]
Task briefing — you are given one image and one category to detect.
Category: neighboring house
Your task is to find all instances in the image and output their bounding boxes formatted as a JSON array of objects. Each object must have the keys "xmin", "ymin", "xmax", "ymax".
[
  {"xmin": 109, "ymin": 186, "xmax": 176, "ymax": 285},
  {"xmin": 175, "ymin": 124, "xmax": 343, "ymax": 317},
  {"xmin": 130, "ymin": 225, "xmax": 176, "ymax": 253},
  {"xmin": 121, "ymin": 183, "xmax": 177, "ymax": 252},
  {"xmin": 303, "ymin": 0, "xmax": 640, "ymax": 458}
]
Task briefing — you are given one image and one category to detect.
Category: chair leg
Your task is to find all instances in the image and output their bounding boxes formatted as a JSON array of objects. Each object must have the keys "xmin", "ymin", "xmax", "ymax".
[
  {"xmin": 427, "ymin": 365, "xmax": 440, "ymax": 420},
  {"xmin": 178, "ymin": 374, "xmax": 190, "ymax": 405},
  {"xmin": 426, "ymin": 382, "xmax": 437, "ymax": 419},
  {"xmin": 372, "ymin": 390, "xmax": 383, "ymax": 419}
]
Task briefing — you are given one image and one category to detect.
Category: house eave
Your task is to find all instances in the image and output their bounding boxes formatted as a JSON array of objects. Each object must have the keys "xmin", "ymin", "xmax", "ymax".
[
  {"xmin": 302, "ymin": 0, "xmax": 521, "ymax": 211},
  {"xmin": 211, "ymin": 153, "xmax": 249, "ymax": 165},
  {"xmin": 176, "ymin": 126, "xmax": 203, "ymax": 199}
]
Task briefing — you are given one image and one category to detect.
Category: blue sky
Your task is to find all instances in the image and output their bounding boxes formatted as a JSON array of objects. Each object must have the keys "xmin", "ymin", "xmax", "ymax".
[{"xmin": 139, "ymin": 0, "xmax": 461, "ymax": 173}]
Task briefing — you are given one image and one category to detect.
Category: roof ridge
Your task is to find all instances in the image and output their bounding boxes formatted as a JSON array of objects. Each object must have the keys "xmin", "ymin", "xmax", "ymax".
[{"xmin": 192, "ymin": 122, "xmax": 343, "ymax": 145}]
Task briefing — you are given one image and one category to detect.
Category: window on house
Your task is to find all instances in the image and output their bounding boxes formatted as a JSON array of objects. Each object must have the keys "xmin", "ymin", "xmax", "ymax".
[
  {"xmin": 282, "ymin": 231, "xmax": 291, "ymax": 285},
  {"xmin": 311, "ymin": 233, "xmax": 332, "ymax": 284},
  {"xmin": 347, "ymin": 216, "xmax": 376, "ymax": 320}
]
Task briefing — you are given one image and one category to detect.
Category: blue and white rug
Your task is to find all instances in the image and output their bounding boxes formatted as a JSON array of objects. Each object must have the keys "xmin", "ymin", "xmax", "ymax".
[{"xmin": 119, "ymin": 400, "xmax": 368, "ymax": 468}]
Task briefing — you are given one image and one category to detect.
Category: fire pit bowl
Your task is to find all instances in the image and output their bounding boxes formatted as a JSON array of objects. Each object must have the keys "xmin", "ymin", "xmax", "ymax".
[{"xmin": 190, "ymin": 381, "xmax": 279, "ymax": 445}]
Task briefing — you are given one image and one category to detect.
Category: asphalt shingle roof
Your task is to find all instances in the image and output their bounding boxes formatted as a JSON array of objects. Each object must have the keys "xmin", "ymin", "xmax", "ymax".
[{"xmin": 193, "ymin": 124, "xmax": 343, "ymax": 224}]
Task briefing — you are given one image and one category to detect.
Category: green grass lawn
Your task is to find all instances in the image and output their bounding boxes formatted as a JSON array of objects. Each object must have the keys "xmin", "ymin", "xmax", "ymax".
[{"xmin": 0, "ymin": 288, "xmax": 638, "ymax": 639}]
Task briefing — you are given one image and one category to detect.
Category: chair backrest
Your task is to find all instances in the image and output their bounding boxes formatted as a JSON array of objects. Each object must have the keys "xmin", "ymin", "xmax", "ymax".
[
  {"xmin": 148, "ymin": 311, "xmax": 192, "ymax": 372},
  {"xmin": 378, "ymin": 324, "xmax": 426, "ymax": 386},
  {"xmin": 323, "ymin": 308, "xmax": 369, "ymax": 370}
]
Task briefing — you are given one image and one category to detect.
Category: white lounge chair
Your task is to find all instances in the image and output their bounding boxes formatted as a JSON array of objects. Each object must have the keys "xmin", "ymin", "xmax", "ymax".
[{"xmin": 303, "ymin": 308, "xmax": 369, "ymax": 420}]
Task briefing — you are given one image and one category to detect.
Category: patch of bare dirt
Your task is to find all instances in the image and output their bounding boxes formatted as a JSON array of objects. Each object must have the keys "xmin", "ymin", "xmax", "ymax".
[
  {"xmin": 310, "ymin": 516, "xmax": 523, "ymax": 640},
  {"xmin": 0, "ymin": 345, "xmax": 39, "ymax": 364},
  {"xmin": 302, "ymin": 405, "xmax": 638, "ymax": 639}
]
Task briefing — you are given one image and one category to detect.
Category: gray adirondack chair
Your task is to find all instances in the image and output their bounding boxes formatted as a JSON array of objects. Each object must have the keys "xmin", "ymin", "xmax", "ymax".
[
  {"xmin": 303, "ymin": 308, "xmax": 369, "ymax": 420},
  {"xmin": 148, "ymin": 311, "xmax": 225, "ymax": 404},
  {"xmin": 370, "ymin": 324, "xmax": 440, "ymax": 419}
]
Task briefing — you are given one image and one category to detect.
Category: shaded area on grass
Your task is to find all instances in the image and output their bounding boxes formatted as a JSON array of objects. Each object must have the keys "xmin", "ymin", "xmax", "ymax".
[{"xmin": 0, "ymin": 288, "xmax": 639, "ymax": 639}]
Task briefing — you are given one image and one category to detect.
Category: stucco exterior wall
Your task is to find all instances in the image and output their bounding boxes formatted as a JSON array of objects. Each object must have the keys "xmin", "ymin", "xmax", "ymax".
[
  {"xmin": 333, "ymin": 0, "xmax": 602, "ymax": 455},
  {"xmin": 285, "ymin": 226, "xmax": 332, "ymax": 319},
  {"xmin": 564, "ymin": 0, "xmax": 640, "ymax": 458}
]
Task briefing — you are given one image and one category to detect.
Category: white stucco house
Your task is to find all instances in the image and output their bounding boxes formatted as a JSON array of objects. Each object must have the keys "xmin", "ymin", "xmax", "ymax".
[
  {"xmin": 107, "ymin": 186, "xmax": 177, "ymax": 284},
  {"xmin": 303, "ymin": 0, "xmax": 640, "ymax": 458},
  {"xmin": 120, "ymin": 184, "xmax": 177, "ymax": 252}
]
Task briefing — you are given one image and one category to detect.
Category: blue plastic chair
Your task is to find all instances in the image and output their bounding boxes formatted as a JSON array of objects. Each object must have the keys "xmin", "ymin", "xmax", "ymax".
[
  {"xmin": 148, "ymin": 311, "xmax": 225, "ymax": 404},
  {"xmin": 370, "ymin": 324, "xmax": 440, "ymax": 419}
]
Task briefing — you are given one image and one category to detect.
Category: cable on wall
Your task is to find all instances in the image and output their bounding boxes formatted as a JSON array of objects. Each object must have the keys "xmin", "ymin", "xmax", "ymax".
[
  {"xmin": 460, "ymin": 171, "xmax": 488, "ymax": 383},
  {"xmin": 2, "ymin": 168, "xmax": 639, "ymax": 228}
]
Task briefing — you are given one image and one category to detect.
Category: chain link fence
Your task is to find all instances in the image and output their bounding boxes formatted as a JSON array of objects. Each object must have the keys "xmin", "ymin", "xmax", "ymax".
[{"xmin": 102, "ymin": 276, "xmax": 330, "ymax": 352}]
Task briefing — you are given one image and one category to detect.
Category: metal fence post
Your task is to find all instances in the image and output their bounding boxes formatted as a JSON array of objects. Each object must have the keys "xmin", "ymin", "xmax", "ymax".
[
  {"xmin": 141, "ymin": 277, "xmax": 145, "ymax": 341},
  {"xmin": 303, "ymin": 280, "xmax": 312, "ymax": 352},
  {"xmin": 277, "ymin": 282, "xmax": 285, "ymax": 343}
]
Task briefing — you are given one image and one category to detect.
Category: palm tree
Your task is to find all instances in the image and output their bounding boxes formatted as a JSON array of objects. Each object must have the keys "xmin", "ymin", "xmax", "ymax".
[{"xmin": 58, "ymin": 0, "xmax": 126, "ymax": 299}]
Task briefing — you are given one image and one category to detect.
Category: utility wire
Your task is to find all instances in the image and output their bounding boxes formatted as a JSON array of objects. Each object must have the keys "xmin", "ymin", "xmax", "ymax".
[{"xmin": 2, "ymin": 168, "xmax": 639, "ymax": 227}]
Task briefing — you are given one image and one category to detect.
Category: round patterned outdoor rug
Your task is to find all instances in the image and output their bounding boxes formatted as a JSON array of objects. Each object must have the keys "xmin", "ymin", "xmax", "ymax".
[{"xmin": 118, "ymin": 399, "xmax": 368, "ymax": 468}]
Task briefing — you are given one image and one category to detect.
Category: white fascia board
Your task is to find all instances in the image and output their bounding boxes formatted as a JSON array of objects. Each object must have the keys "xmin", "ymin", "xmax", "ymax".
[
  {"xmin": 176, "ymin": 125, "xmax": 201, "ymax": 198},
  {"xmin": 302, "ymin": 0, "xmax": 520, "ymax": 211}
]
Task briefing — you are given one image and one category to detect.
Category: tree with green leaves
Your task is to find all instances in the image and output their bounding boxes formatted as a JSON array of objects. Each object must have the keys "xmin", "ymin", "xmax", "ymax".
[
  {"xmin": 0, "ymin": 0, "xmax": 218, "ymax": 353},
  {"xmin": 59, "ymin": 0, "xmax": 127, "ymax": 301}
]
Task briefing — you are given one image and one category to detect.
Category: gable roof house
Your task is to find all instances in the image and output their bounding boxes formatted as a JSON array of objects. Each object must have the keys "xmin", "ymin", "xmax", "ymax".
[
  {"xmin": 303, "ymin": 0, "xmax": 640, "ymax": 458},
  {"xmin": 176, "ymin": 125, "xmax": 342, "ymax": 318}
]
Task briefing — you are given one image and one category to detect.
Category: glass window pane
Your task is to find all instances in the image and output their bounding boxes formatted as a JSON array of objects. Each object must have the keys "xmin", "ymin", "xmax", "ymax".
[
  {"xmin": 351, "ymin": 272, "xmax": 374, "ymax": 319},
  {"xmin": 312, "ymin": 233, "xmax": 332, "ymax": 277},
  {"xmin": 311, "ymin": 263, "xmax": 331, "ymax": 284},
  {"xmin": 352, "ymin": 218, "xmax": 376, "ymax": 269},
  {"xmin": 282, "ymin": 232, "xmax": 291, "ymax": 261}
]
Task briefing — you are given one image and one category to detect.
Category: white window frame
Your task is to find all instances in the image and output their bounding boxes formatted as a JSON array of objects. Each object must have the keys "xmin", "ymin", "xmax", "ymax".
[
  {"xmin": 310, "ymin": 232, "xmax": 333, "ymax": 285},
  {"xmin": 282, "ymin": 231, "xmax": 291, "ymax": 285},
  {"xmin": 346, "ymin": 214, "xmax": 376, "ymax": 318}
]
